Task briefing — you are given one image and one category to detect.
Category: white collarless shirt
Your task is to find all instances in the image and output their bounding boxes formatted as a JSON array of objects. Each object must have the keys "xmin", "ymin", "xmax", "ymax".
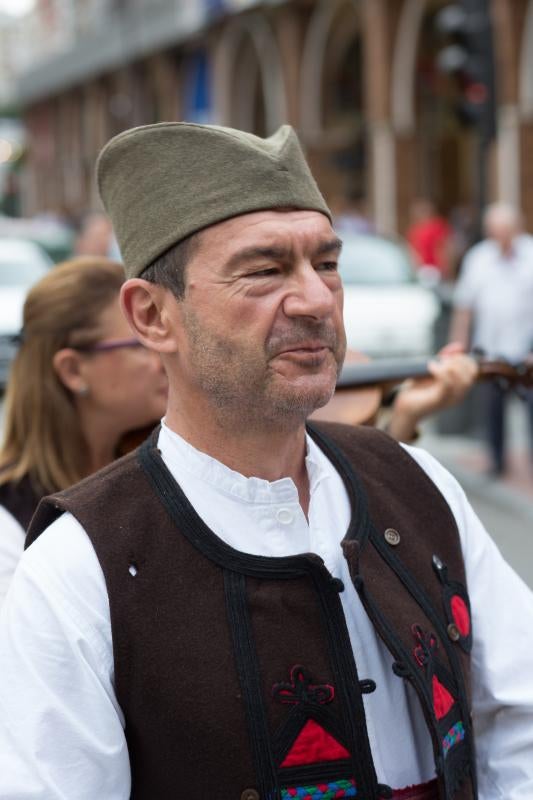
[{"xmin": 0, "ymin": 421, "xmax": 532, "ymax": 799}]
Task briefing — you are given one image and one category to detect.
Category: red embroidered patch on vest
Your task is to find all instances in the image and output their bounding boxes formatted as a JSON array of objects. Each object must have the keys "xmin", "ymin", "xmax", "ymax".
[
  {"xmin": 450, "ymin": 595, "xmax": 470, "ymax": 637},
  {"xmin": 432, "ymin": 675, "xmax": 455, "ymax": 719},
  {"xmin": 281, "ymin": 719, "xmax": 351, "ymax": 767}
]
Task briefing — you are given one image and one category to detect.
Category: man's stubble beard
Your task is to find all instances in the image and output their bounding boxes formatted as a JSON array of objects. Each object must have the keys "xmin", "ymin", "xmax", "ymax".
[{"xmin": 181, "ymin": 307, "xmax": 346, "ymax": 433}]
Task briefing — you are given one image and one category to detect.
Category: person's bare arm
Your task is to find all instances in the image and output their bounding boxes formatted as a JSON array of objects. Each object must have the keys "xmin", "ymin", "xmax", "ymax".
[{"xmin": 448, "ymin": 307, "xmax": 473, "ymax": 350}]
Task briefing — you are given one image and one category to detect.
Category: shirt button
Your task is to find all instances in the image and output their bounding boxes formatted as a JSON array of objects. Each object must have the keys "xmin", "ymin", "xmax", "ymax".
[
  {"xmin": 241, "ymin": 790, "xmax": 260, "ymax": 800},
  {"xmin": 447, "ymin": 623, "xmax": 461, "ymax": 642},
  {"xmin": 276, "ymin": 508, "xmax": 294, "ymax": 525},
  {"xmin": 384, "ymin": 528, "xmax": 401, "ymax": 546}
]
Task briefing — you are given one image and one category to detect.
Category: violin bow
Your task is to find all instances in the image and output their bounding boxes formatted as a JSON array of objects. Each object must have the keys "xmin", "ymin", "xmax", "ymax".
[{"xmin": 336, "ymin": 355, "xmax": 533, "ymax": 391}]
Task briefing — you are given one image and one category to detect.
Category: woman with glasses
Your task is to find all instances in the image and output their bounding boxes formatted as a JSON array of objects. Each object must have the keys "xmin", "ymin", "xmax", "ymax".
[{"xmin": 0, "ymin": 257, "xmax": 168, "ymax": 605}]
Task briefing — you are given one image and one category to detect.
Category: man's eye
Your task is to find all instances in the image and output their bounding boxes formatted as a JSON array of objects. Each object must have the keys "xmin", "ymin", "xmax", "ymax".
[
  {"xmin": 249, "ymin": 267, "xmax": 279, "ymax": 277},
  {"xmin": 318, "ymin": 261, "xmax": 338, "ymax": 272}
]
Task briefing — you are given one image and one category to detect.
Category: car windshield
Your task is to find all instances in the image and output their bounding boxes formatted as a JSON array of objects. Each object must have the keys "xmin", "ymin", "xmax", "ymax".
[{"xmin": 338, "ymin": 235, "xmax": 415, "ymax": 285}]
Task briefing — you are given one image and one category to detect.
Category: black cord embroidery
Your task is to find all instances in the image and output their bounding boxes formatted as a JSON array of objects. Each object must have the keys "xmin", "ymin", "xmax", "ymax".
[{"xmin": 273, "ymin": 665, "xmax": 335, "ymax": 706}]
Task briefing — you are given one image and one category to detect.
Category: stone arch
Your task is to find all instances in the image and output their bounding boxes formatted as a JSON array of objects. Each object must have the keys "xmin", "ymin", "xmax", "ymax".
[
  {"xmin": 393, "ymin": 1, "xmax": 486, "ymax": 216},
  {"xmin": 391, "ymin": 0, "xmax": 428, "ymax": 134},
  {"xmin": 212, "ymin": 14, "xmax": 288, "ymax": 134},
  {"xmin": 299, "ymin": 0, "xmax": 362, "ymax": 143}
]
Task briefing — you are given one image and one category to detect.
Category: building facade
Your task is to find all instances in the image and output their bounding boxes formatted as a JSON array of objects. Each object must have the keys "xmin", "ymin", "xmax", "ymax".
[{"xmin": 11, "ymin": 0, "xmax": 533, "ymax": 237}]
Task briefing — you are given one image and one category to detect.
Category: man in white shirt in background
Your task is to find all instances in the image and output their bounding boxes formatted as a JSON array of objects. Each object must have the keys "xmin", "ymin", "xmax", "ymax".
[
  {"xmin": 0, "ymin": 124, "xmax": 532, "ymax": 800},
  {"xmin": 450, "ymin": 203, "xmax": 533, "ymax": 476}
]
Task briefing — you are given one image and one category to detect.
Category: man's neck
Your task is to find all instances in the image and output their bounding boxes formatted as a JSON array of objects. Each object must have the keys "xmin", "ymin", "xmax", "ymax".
[{"xmin": 164, "ymin": 394, "xmax": 311, "ymax": 516}]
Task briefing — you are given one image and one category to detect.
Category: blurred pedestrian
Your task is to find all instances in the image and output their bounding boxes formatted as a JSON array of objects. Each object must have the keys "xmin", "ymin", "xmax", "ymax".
[
  {"xmin": 449, "ymin": 203, "xmax": 533, "ymax": 475},
  {"xmin": 0, "ymin": 257, "xmax": 168, "ymax": 605},
  {"xmin": 448, "ymin": 204, "xmax": 477, "ymax": 271},
  {"xmin": 332, "ymin": 190, "xmax": 374, "ymax": 235},
  {"xmin": 74, "ymin": 211, "xmax": 121, "ymax": 259},
  {"xmin": 1, "ymin": 124, "xmax": 532, "ymax": 799},
  {"xmin": 407, "ymin": 198, "xmax": 453, "ymax": 280}
]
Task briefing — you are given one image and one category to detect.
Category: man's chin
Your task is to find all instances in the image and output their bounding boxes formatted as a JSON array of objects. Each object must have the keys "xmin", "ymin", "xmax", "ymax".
[{"xmin": 268, "ymin": 375, "xmax": 337, "ymax": 418}]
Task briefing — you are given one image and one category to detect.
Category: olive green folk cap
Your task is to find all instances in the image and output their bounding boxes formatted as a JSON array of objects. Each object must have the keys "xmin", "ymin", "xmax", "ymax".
[{"xmin": 96, "ymin": 122, "xmax": 331, "ymax": 279}]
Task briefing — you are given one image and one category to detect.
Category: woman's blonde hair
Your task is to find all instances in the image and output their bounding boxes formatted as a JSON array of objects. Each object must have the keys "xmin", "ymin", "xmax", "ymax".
[{"xmin": 0, "ymin": 256, "xmax": 125, "ymax": 493}]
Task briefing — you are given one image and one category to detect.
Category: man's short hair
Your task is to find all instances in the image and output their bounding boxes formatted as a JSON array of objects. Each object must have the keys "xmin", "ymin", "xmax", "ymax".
[{"xmin": 140, "ymin": 233, "xmax": 200, "ymax": 299}]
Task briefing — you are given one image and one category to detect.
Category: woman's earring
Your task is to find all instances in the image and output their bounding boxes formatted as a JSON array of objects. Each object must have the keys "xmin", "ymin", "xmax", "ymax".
[{"xmin": 77, "ymin": 384, "xmax": 90, "ymax": 397}]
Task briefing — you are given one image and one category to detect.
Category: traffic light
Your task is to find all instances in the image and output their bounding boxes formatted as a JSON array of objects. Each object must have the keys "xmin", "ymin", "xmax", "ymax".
[{"xmin": 434, "ymin": 0, "xmax": 496, "ymax": 141}]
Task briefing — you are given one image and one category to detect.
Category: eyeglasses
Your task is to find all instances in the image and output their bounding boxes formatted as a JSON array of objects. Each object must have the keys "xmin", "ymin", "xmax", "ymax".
[{"xmin": 73, "ymin": 337, "xmax": 145, "ymax": 353}]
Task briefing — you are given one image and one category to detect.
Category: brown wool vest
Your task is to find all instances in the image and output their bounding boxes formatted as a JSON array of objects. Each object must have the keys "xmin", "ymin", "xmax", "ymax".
[{"xmin": 27, "ymin": 422, "xmax": 477, "ymax": 800}]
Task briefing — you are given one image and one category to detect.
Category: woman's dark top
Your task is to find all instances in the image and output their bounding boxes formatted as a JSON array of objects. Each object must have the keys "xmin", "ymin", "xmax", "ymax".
[{"xmin": 0, "ymin": 473, "xmax": 42, "ymax": 531}]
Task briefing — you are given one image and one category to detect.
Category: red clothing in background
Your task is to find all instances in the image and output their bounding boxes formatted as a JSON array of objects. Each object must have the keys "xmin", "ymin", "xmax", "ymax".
[{"xmin": 407, "ymin": 216, "xmax": 452, "ymax": 277}]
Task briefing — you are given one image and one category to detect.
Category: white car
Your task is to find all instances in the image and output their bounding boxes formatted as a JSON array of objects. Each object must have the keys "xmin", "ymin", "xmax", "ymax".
[
  {"xmin": 339, "ymin": 234, "xmax": 440, "ymax": 358},
  {"xmin": 0, "ymin": 237, "xmax": 52, "ymax": 388}
]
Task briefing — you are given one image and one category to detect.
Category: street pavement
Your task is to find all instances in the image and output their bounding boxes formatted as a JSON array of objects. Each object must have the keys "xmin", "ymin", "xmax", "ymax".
[{"xmin": 418, "ymin": 396, "xmax": 533, "ymax": 589}]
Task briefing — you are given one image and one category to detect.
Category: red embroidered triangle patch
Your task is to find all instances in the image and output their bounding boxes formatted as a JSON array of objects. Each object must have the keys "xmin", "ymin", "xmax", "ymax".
[
  {"xmin": 451, "ymin": 595, "xmax": 470, "ymax": 637},
  {"xmin": 281, "ymin": 719, "xmax": 350, "ymax": 767},
  {"xmin": 432, "ymin": 675, "xmax": 455, "ymax": 720}
]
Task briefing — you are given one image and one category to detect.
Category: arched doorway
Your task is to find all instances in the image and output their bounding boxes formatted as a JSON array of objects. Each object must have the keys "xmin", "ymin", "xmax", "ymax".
[
  {"xmin": 212, "ymin": 16, "xmax": 287, "ymax": 136},
  {"xmin": 230, "ymin": 33, "xmax": 268, "ymax": 135},
  {"xmin": 300, "ymin": 0, "xmax": 365, "ymax": 209},
  {"xmin": 393, "ymin": 0, "xmax": 496, "ymax": 251},
  {"xmin": 415, "ymin": 5, "xmax": 475, "ymax": 214}
]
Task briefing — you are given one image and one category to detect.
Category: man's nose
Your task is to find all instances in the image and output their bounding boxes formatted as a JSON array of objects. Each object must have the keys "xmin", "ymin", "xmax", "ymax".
[{"xmin": 283, "ymin": 265, "xmax": 337, "ymax": 320}]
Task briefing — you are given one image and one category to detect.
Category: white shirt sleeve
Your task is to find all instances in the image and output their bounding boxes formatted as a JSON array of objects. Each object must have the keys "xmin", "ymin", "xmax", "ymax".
[
  {"xmin": 0, "ymin": 504, "xmax": 25, "ymax": 609},
  {"xmin": 0, "ymin": 512, "xmax": 131, "ymax": 800},
  {"xmin": 403, "ymin": 444, "xmax": 533, "ymax": 800}
]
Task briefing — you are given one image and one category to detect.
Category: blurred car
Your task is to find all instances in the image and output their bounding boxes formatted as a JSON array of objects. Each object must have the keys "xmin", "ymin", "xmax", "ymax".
[
  {"xmin": 0, "ymin": 237, "xmax": 52, "ymax": 389},
  {"xmin": 339, "ymin": 233, "xmax": 440, "ymax": 358},
  {"xmin": 0, "ymin": 215, "xmax": 74, "ymax": 263}
]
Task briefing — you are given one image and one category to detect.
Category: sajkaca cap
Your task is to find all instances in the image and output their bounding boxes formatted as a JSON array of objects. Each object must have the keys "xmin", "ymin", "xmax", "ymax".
[{"xmin": 96, "ymin": 122, "xmax": 331, "ymax": 279}]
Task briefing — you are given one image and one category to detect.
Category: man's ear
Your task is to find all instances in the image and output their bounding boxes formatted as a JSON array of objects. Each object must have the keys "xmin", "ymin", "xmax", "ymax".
[{"xmin": 120, "ymin": 279, "xmax": 180, "ymax": 353}]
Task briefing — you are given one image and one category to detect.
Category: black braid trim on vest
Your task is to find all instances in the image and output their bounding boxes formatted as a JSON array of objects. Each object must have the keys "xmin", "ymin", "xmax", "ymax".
[
  {"xmin": 137, "ymin": 425, "xmax": 373, "ymax": 576},
  {"xmin": 307, "ymin": 423, "xmax": 477, "ymax": 800},
  {"xmin": 306, "ymin": 422, "xmax": 374, "ymax": 548},
  {"xmin": 136, "ymin": 423, "xmax": 474, "ymax": 800},
  {"xmin": 139, "ymin": 432, "xmax": 318, "ymax": 578},
  {"xmin": 224, "ymin": 569, "xmax": 279, "ymax": 797},
  {"xmin": 278, "ymin": 760, "xmax": 353, "ymax": 785},
  {"xmin": 138, "ymin": 427, "xmax": 384, "ymax": 798},
  {"xmin": 25, "ymin": 421, "xmax": 474, "ymax": 798},
  {"xmin": 350, "ymin": 567, "xmax": 443, "ymax": 764},
  {"xmin": 307, "ymin": 564, "xmax": 380, "ymax": 798},
  {"xmin": 368, "ymin": 532, "xmax": 476, "ymax": 799}
]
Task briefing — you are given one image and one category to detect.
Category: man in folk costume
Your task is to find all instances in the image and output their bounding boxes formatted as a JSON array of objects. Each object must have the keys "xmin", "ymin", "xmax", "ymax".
[{"xmin": 0, "ymin": 123, "xmax": 532, "ymax": 800}]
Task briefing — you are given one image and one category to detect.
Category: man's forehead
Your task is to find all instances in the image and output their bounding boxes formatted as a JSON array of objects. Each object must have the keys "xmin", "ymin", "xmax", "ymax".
[{"xmin": 204, "ymin": 209, "xmax": 336, "ymax": 250}]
